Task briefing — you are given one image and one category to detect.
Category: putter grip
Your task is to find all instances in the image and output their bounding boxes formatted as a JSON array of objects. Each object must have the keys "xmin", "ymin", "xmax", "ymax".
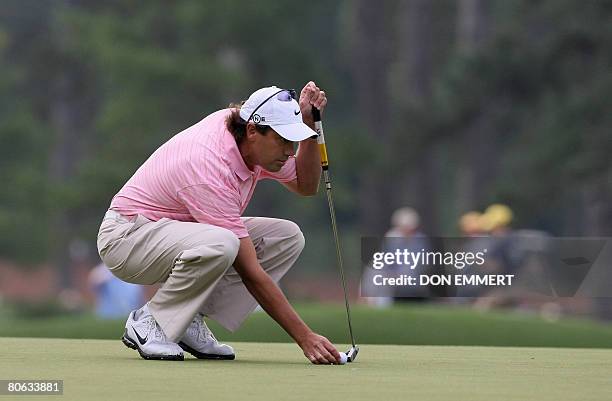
[{"xmin": 311, "ymin": 106, "xmax": 329, "ymax": 169}]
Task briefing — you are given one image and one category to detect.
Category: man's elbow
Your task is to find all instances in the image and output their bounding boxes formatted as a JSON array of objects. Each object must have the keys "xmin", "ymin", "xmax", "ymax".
[{"xmin": 297, "ymin": 185, "xmax": 319, "ymax": 197}]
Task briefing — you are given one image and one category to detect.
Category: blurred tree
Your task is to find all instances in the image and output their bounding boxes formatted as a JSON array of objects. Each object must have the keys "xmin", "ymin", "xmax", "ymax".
[
  {"xmin": 434, "ymin": 0, "xmax": 612, "ymax": 235},
  {"xmin": 61, "ymin": 0, "xmax": 359, "ymax": 276},
  {"xmin": 390, "ymin": 0, "xmax": 438, "ymax": 232},
  {"xmin": 0, "ymin": 0, "xmax": 610, "ymax": 286},
  {"xmin": 0, "ymin": 1, "xmax": 55, "ymax": 265},
  {"xmin": 349, "ymin": 0, "xmax": 397, "ymax": 235},
  {"xmin": 453, "ymin": 0, "xmax": 494, "ymax": 218}
]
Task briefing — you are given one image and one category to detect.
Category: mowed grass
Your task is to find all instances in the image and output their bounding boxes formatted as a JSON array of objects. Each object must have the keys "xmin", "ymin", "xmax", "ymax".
[
  {"xmin": 3, "ymin": 303, "xmax": 612, "ymax": 348},
  {"xmin": 1, "ymin": 338, "xmax": 612, "ymax": 401}
]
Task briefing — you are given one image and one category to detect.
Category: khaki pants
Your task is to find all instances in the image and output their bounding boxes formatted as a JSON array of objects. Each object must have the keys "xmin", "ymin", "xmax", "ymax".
[{"xmin": 97, "ymin": 210, "xmax": 304, "ymax": 342}]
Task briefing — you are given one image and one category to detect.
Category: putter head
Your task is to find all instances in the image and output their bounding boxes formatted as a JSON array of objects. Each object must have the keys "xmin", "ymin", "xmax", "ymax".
[{"xmin": 346, "ymin": 346, "xmax": 359, "ymax": 362}]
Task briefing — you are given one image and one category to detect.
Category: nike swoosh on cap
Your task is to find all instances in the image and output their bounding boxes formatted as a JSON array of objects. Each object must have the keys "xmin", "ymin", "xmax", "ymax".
[{"xmin": 294, "ymin": 110, "xmax": 301, "ymax": 115}]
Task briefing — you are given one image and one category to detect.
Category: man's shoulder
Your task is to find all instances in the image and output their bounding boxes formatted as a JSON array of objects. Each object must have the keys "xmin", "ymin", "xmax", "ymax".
[
  {"xmin": 171, "ymin": 108, "xmax": 232, "ymax": 148},
  {"xmin": 153, "ymin": 108, "xmax": 236, "ymax": 185},
  {"xmin": 200, "ymin": 108, "xmax": 232, "ymax": 127},
  {"xmin": 191, "ymin": 110, "xmax": 237, "ymax": 175}
]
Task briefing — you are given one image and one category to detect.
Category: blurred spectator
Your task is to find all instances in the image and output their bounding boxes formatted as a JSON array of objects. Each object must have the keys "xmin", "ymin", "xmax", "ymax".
[
  {"xmin": 480, "ymin": 204, "xmax": 520, "ymax": 274},
  {"xmin": 88, "ymin": 263, "xmax": 144, "ymax": 319},
  {"xmin": 362, "ymin": 207, "xmax": 429, "ymax": 307},
  {"xmin": 387, "ymin": 207, "xmax": 421, "ymax": 237},
  {"xmin": 387, "ymin": 207, "xmax": 430, "ymax": 301},
  {"xmin": 481, "ymin": 204, "xmax": 514, "ymax": 235},
  {"xmin": 454, "ymin": 211, "xmax": 490, "ymax": 298},
  {"xmin": 459, "ymin": 211, "xmax": 485, "ymax": 236},
  {"xmin": 472, "ymin": 204, "xmax": 571, "ymax": 318}
]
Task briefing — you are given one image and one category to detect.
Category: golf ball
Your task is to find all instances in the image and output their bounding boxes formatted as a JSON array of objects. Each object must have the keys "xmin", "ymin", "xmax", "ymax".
[{"xmin": 338, "ymin": 352, "xmax": 348, "ymax": 365}]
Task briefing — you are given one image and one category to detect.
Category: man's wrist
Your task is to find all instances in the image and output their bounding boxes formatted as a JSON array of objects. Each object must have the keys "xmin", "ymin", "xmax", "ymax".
[
  {"xmin": 302, "ymin": 117, "xmax": 315, "ymax": 129},
  {"xmin": 293, "ymin": 326, "xmax": 314, "ymax": 347}
]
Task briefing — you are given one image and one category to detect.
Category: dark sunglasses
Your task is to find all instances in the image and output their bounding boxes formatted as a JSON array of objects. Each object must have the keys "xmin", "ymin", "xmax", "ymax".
[{"xmin": 247, "ymin": 89, "xmax": 297, "ymax": 124}]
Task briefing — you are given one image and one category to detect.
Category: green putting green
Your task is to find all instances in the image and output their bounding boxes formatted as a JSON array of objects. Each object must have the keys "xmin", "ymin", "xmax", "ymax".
[
  {"xmin": 4, "ymin": 303, "xmax": 612, "ymax": 348},
  {"xmin": 1, "ymin": 337, "xmax": 611, "ymax": 401}
]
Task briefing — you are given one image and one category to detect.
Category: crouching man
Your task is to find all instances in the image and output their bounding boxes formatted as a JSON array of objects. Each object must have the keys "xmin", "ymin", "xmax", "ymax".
[{"xmin": 97, "ymin": 82, "xmax": 341, "ymax": 364}]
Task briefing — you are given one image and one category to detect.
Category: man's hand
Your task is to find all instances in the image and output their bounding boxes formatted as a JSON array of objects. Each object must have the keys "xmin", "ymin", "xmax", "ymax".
[
  {"xmin": 299, "ymin": 81, "xmax": 327, "ymax": 128},
  {"xmin": 234, "ymin": 237, "xmax": 341, "ymax": 364},
  {"xmin": 298, "ymin": 331, "xmax": 342, "ymax": 365}
]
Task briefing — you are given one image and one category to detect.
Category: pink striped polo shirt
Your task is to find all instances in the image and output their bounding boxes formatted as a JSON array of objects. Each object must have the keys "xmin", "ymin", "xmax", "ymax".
[{"xmin": 109, "ymin": 109, "xmax": 297, "ymax": 238}]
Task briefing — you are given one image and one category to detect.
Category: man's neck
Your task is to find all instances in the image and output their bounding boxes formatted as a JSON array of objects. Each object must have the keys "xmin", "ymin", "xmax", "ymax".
[{"xmin": 238, "ymin": 141, "xmax": 256, "ymax": 171}]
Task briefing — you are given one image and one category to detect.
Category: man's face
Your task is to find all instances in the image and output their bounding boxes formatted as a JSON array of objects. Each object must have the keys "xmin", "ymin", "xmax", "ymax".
[{"xmin": 251, "ymin": 128, "xmax": 296, "ymax": 172}]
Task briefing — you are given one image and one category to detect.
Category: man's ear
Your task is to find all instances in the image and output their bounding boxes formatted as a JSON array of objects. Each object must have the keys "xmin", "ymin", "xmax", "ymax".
[{"xmin": 246, "ymin": 122, "xmax": 257, "ymax": 141}]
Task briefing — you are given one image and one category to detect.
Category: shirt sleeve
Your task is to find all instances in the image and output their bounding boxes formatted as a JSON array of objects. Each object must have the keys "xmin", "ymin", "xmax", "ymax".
[
  {"xmin": 177, "ymin": 184, "xmax": 249, "ymax": 238},
  {"xmin": 258, "ymin": 156, "xmax": 297, "ymax": 183}
]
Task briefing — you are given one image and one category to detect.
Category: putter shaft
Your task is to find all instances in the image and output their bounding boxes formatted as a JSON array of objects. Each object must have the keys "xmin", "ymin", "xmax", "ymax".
[
  {"xmin": 323, "ymin": 169, "xmax": 356, "ymax": 348},
  {"xmin": 313, "ymin": 107, "xmax": 358, "ymax": 359}
]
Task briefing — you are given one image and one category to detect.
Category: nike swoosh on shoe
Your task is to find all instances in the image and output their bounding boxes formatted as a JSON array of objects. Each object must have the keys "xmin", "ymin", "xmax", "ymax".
[{"xmin": 133, "ymin": 327, "xmax": 148, "ymax": 345}]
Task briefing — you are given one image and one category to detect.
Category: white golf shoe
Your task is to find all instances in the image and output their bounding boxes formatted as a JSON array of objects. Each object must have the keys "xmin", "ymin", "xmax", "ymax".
[
  {"xmin": 122, "ymin": 304, "xmax": 184, "ymax": 361},
  {"xmin": 179, "ymin": 313, "xmax": 235, "ymax": 360}
]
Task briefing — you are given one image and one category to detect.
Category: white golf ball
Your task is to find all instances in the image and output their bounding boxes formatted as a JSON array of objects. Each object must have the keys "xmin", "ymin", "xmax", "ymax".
[{"xmin": 338, "ymin": 352, "xmax": 348, "ymax": 365}]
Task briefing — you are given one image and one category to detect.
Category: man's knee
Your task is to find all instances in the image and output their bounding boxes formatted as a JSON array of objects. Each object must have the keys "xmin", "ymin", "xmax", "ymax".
[
  {"xmin": 279, "ymin": 220, "xmax": 305, "ymax": 253},
  {"xmin": 178, "ymin": 228, "xmax": 240, "ymax": 270},
  {"xmin": 221, "ymin": 229, "xmax": 241, "ymax": 263},
  {"xmin": 208, "ymin": 228, "xmax": 240, "ymax": 268}
]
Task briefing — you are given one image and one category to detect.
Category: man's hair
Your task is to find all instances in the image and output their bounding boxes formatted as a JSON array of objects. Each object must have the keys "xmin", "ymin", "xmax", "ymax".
[{"xmin": 226, "ymin": 103, "xmax": 270, "ymax": 145}]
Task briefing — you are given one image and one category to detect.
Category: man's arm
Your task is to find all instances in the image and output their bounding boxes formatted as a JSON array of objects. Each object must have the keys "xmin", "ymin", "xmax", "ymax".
[
  {"xmin": 283, "ymin": 81, "xmax": 327, "ymax": 196},
  {"xmin": 233, "ymin": 237, "xmax": 340, "ymax": 364},
  {"xmin": 283, "ymin": 137, "xmax": 321, "ymax": 196}
]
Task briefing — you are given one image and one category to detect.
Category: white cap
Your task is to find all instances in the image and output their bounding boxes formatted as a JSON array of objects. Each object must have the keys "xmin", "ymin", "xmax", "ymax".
[{"xmin": 239, "ymin": 86, "xmax": 317, "ymax": 141}]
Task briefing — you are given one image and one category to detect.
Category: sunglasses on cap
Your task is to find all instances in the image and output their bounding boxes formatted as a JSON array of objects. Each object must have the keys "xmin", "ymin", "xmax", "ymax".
[{"xmin": 246, "ymin": 89, "xmax": 297, "ymax": 124}]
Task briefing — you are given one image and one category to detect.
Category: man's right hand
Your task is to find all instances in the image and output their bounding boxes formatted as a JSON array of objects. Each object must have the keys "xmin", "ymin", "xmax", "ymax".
[
  {"xmin": 233, "ymin": 237, "xmax": 342, "ymax": 364},
  {"xmin": 298, "ymin": 331, "xmax": 341, "ymax": 364}
]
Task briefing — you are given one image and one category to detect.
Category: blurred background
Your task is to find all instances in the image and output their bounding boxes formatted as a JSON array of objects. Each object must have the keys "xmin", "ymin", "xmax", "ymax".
[{"xmin": 0, "ymin": 0, "xmax": 611, "ymax": 345}]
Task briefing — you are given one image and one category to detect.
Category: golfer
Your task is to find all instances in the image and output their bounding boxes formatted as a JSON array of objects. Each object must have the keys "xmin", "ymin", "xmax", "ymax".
[{"xmin": 97, "ymin": 81, "xmax": 342, "ymax": 364}]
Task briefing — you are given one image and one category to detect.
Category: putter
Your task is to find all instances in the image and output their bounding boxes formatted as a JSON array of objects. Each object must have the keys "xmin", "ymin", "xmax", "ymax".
[{"xmin": 313, "ymin": 107, "xmax": 359, "ymax": 363}]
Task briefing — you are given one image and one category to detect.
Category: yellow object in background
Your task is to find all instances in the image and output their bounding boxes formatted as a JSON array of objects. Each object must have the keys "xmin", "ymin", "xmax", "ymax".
[{"xmin": 481, "ymin": 204, "xmax": 513, "ymax": 231}]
